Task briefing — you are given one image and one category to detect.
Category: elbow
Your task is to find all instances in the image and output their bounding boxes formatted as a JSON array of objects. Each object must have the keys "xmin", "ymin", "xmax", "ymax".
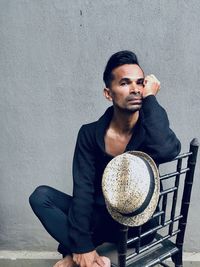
[{"xmin": 156, "ymin": 139, "xmax": 181, "ymax": 164}]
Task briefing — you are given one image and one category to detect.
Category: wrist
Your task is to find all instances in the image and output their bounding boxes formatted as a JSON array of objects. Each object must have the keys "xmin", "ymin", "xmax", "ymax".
[{"xmin": 143, "ymin": 92, "xmax": 154, "ymax": 98}]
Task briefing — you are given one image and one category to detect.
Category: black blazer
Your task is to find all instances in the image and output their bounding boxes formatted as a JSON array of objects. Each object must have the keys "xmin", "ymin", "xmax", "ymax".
[{"xmin": 68, "ymin": 95, "xmax": 181, "ymax": 253}]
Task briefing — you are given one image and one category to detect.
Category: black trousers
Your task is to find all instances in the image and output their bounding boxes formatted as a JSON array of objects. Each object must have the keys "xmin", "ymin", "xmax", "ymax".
[{"xmin": 29, "ymin": 185, "xmax": 157, "ymax": 257}]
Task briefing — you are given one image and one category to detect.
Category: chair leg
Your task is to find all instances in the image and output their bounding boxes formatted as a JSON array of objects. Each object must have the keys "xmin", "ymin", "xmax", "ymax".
[
  {"xmin": 172, "ymin": 248, "xmax": 183, "ymax": 267},
  {"xmin": 117, "ymin": 224, "xmax": 128, "ymax": 267}
]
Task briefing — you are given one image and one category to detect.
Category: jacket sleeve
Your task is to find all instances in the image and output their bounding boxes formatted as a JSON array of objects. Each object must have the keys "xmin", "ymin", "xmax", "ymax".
[
  {"xmin": 68, "ymin": 125, "xmax": 96, "ymax": 253},
  {"xmin": 142, "ymin": 95, "xmax": 181, "ymax": 164}
]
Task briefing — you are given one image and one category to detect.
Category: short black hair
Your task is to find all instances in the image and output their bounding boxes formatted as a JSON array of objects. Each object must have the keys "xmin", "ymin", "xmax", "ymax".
[{"xmin": 103, "ymin": 50, "xmax": 140, "ymax": 88}]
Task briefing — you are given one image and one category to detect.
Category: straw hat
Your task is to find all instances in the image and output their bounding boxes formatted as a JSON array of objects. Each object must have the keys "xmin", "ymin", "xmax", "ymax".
[{"xmin": 102, "ymin": 151, "xmax": 160, "ymax": 227}]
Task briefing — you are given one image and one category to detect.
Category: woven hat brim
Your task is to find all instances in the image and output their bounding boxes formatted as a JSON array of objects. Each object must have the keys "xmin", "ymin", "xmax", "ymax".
[{"xmin": 103, "ymin": 151, "xmax": 160, "ymax": 227}]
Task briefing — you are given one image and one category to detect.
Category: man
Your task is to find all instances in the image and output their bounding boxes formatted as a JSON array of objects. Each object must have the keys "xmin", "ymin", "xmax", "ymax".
[{"xmin": 29, "ymin": 50, "xmax": 181, "ymax": 267}]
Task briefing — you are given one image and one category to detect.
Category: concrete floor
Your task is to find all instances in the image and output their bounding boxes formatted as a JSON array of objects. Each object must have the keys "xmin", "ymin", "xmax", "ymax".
[
  {"xmin": 0, "ymin": 259, "xmax": 58, "ymax": 267},
  {"xmin": 0, "ymin": 248, "xmax": 199, "ymax": 267},
  {"xmin": 0, "ymin": 259, "xmax": 199, "ymax": 267}
]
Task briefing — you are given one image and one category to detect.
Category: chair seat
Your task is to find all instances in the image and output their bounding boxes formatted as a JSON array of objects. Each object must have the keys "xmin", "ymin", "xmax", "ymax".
[
  {"xmin": 125, "ymin": 238, "xmax": 179, "ymax": 267},
  {"xmin": 97, "ymin": 235, "xmax": 179, "ymax": 267}
]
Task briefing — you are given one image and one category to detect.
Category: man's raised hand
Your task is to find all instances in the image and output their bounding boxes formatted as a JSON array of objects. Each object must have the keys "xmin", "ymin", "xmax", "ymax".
[{"xmin": 142, "ymin": 74, "xmax": 160, "ymax": 98}]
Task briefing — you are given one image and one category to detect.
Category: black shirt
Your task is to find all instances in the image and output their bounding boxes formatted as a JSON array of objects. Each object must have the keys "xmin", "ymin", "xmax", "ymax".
[{"xmin": 68, "ymin": 95, "xmax": 181, "ymax": 253}]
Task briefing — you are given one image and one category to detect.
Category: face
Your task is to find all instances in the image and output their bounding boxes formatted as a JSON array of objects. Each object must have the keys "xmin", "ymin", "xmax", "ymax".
[{"xmin": 104, "ymin": 64, "xmax": 144, "ymax": 113}]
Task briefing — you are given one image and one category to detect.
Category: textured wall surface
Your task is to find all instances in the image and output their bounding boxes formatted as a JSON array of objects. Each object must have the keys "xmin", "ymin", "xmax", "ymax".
[{"xmin": 0, "ymin": 0, "xmax": 200, "ymax": 252}]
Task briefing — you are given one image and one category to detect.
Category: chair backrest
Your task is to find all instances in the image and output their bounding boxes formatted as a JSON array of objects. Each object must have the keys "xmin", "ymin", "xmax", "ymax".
[{"xmin": 116, "ymin": 138, "xmax": 199, "ymax": 267}]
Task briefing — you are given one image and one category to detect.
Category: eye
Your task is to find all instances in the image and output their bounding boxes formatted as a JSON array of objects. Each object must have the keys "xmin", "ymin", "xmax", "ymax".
[
  {"xmin": 120, "ymin": 80, "xmax": 129, "ymax": 86},
  {"xmin": 136, "ymin": 78, "xmax": 144, "ymax": 85},
  {"xmin": 121, "ymin": 82, "xmax": 127, "ymax": 86}
]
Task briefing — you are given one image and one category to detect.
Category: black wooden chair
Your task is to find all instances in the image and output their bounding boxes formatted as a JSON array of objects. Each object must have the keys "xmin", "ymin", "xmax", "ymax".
[{"xmin": 98, "ymin": 138, "xmax": 199, "ymax": 267}]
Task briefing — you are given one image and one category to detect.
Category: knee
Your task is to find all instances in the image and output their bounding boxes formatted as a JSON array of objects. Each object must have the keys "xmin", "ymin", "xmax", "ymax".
[{"xmin": 29, "ymin": 185, "xmax": 52, "ymax": 209}]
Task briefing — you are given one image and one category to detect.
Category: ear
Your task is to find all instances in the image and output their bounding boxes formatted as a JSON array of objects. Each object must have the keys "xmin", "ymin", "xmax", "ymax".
[{"xmin": 103, "ymin": 87, "xmax": 112, "ymax": 101}]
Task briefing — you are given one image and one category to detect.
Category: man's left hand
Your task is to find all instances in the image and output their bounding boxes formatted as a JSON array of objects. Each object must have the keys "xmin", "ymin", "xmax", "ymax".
[
  {"xmin": 142, "ymin": 74, "xmax": 160, "ymax": 98},
  {"xmin": 73, "ymin": 250, "xmax": 106, "ymax": 267}
]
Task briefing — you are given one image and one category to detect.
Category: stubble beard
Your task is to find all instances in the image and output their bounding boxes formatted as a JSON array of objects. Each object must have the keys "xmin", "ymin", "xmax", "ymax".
[{"xmin": 114, "ymin": 102, "xmax": 142, "ymax": 114}]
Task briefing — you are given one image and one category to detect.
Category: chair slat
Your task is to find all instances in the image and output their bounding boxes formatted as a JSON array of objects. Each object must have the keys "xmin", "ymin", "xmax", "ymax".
[{"xmin": 169, "ymin": 158, "xmax": 183, "ymax": 235}]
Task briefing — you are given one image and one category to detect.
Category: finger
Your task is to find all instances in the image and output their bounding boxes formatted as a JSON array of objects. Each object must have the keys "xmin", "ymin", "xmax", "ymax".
[
  {"xmin": 144, "ymin": 77, "xmax": 149, "ymax": 84},
  {"xmin": 149, "ymin": 74, "xmax": 158, "ymax": 80},
  {"xmin": 144, "ymin": 75, "xmax": 153, "ymax": 84},
  {"xmin": 150, "ymin": 74, "xmax": 160, "ymax": 85},
  {"xmin": 77, "ymin": 255, "xmax": 82, "ymax": 265},
  {"xmin": 96, "ymin": 256, "xmax": 106, "ymax": 267},
  {"xmin": 148, "ymin": 77, "xmax": 161, "ymax": 89},
  {"xmin": 72, "ymin": 255, "xmax": 76, "ymax": 262},
  {"xmin": 101, "ymin": 256, "xmax": 111, "ymax": 267},
  {"xmin": 97, "ymin": 257, "xmax": 110, "ymax": 267},
  {"xmin": 144, "ymin": 75, "xmax": 151, "ymax": 81},
  {"xmin": 80, "ymin": 260, "xmax": 86, "ymax": 267},
  {"xmin": 146, "ymin": 74, "xmax": 157, "ymax": 82}
]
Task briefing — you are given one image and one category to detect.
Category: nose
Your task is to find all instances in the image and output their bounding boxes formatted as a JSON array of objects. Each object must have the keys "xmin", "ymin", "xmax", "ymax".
[{"xmin": 130, "ymin": 81, "xmax": 141, "ymax": 94}]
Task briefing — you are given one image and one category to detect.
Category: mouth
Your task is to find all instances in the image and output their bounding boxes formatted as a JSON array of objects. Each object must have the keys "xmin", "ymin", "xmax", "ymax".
[{"xmin": 127, "ymin": 97, "xmax": 142, "ymax": 104}]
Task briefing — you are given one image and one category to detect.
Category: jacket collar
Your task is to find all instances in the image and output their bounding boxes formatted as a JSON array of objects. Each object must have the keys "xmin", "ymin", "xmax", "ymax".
[{"xmin": 95, "ymin": 106, "xmax": 145, "ymax": 155}]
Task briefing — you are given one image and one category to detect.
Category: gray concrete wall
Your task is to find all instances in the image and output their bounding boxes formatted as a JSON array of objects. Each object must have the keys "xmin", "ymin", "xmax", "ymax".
[{"xmin": 0, "ymin": 0, "xmax": 199, "ymax": 252}]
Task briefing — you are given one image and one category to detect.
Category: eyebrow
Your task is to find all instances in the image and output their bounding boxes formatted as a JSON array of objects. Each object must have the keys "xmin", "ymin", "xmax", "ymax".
[
  {"xmin": 119, "ymin": 77, "xmax": 144, "ymax": 83},
  {"xmin": 120, "ymin": 78, "xmax": 131, "ymax": 82}
]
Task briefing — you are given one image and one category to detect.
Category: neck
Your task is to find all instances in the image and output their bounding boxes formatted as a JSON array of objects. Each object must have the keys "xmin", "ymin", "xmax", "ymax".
[{"xmin": 111, "ymin": 107, "xmax": 139, "ymax": 135}]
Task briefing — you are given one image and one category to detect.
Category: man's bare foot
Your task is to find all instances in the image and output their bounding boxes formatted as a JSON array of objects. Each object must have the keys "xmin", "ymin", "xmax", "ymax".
[{"xmin": 53, "ymin": 255, "xmax": 77, "ymax": 267}]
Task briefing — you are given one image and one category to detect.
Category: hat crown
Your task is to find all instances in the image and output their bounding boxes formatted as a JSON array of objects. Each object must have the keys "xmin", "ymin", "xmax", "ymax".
[
  {"xmin": 103, "ymin": 154, "xmax": 153, "ymax": 214},
  {"xmin": 102, "ymin": 151, "xmax": 160, "ymax": 227}
]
